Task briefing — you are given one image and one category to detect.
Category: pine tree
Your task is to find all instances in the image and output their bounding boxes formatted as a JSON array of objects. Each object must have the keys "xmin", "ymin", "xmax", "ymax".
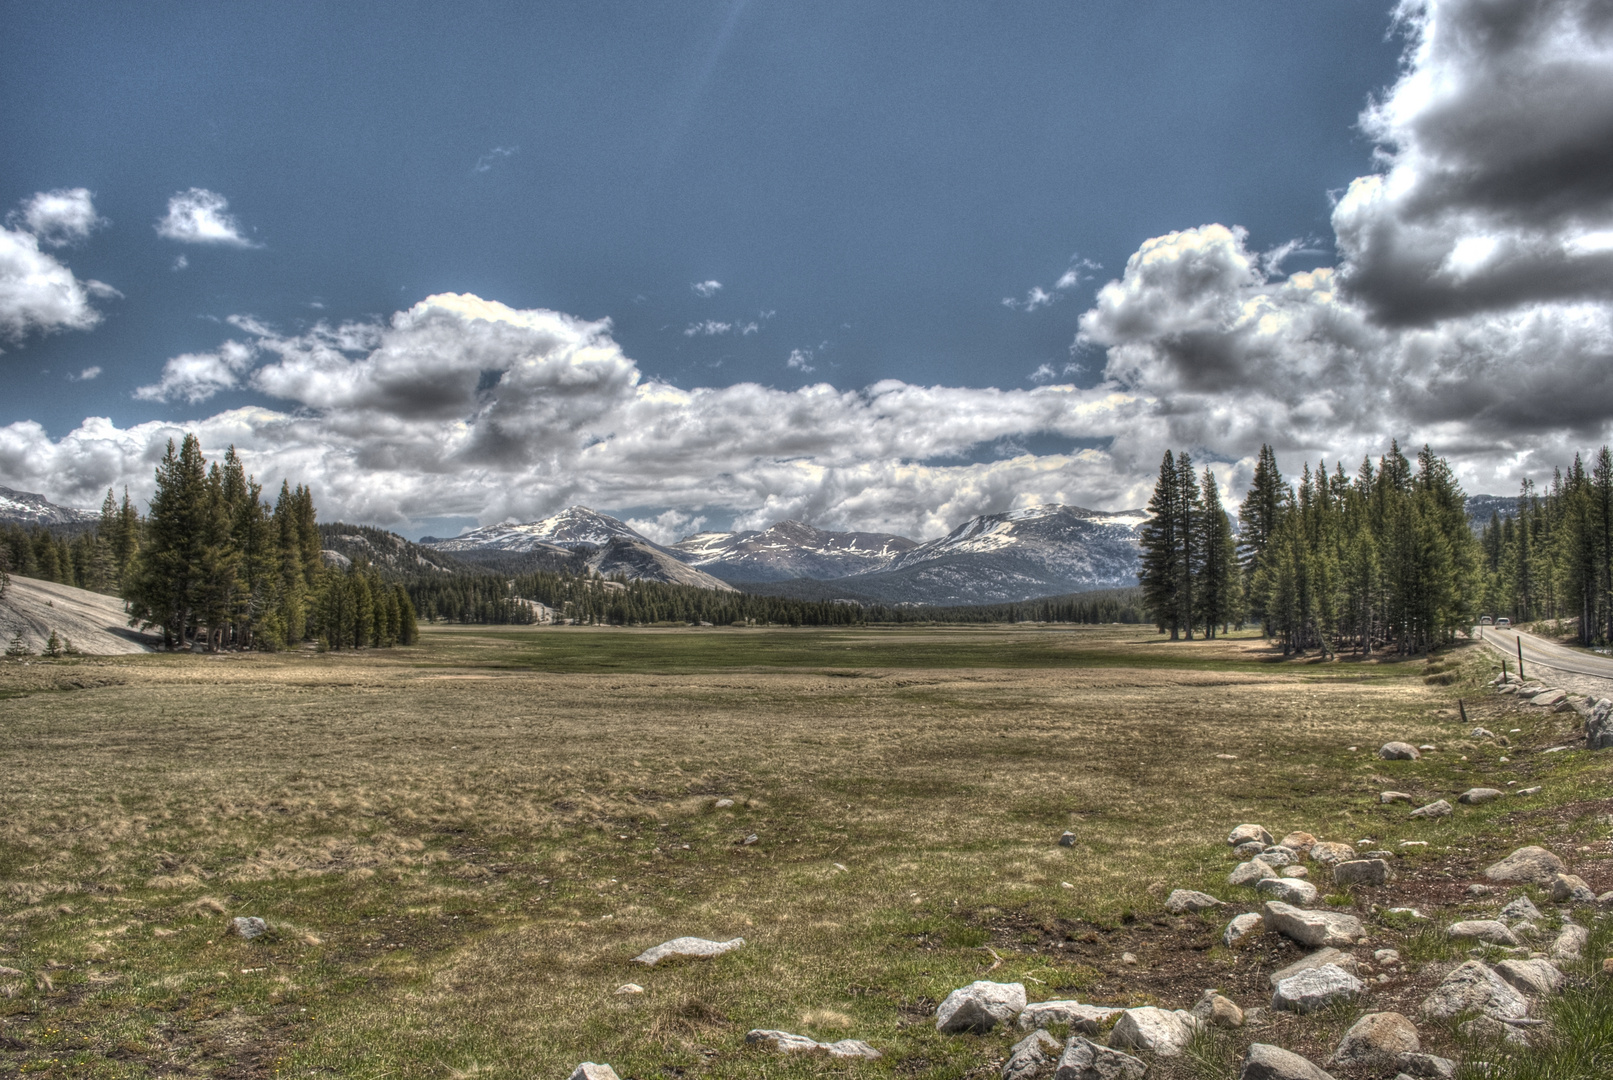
[
  {"xmin": 1237, "ymin": 445, "xmax": 1288, "ymax": 634},
  {"xmin": 1139, "ymin": 451, "xmax": 1183, "ymax": 638},
  {"xmin": 124, "ymin": 435, "xmax": 214, "ymax": 648},
  {"xmin": 1194, "ymin": 468, "xmax": 1241, "ymax": 636}
]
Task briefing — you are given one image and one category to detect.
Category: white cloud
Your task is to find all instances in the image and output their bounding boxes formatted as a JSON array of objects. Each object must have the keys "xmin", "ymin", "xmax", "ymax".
[
  {"xmin": 625, "ymin": 508, "xmax": 708, "ymax": 545},
  {"xmin": 474, "ymin": 146, "xmax": 517, "ymax": 173},
  {"xmin": 156, "ymin": 188, "xmax": 258, "ymax": 247},
  {"xmin": 1004, "ymin": 256, "xmax": 1102, "ymax": 311},
  {"xmin": 133, "ymin": 340, "xmax": 256, "ymax": 404},
  {"xmin": 786, "ymin": 348, "xmax": 814, "ymax": 372},
  {"xmin": 691, "ymin": 280, "xmax": 723, "ymax": 297},
  {"xmin": 9, "ymin": 188, "xmax": 105, "ymax": 246},
  {"xmin": 684, "ymin": 320, "xmax": 731, "ymax": 336},
  {"xmin": 173, "ymin": 254, "xmax": 188, "ymax": 271},
  {"xmin": 71, "ymin": 366, "xmax": 101, "ymax": 382},
  {"xmin": 0, "ymin": 209, "xmax": 118, "ymax": 344}
]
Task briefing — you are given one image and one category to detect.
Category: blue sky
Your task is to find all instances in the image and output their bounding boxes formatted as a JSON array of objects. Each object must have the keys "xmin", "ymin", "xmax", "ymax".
[{"xmin": 5, "ymin": 1, "xmax": 1613, "ymax": 541}]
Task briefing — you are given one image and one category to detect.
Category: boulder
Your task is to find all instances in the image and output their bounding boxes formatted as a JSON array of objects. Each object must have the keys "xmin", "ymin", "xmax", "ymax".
[
  {"xmin": 1447, "ymin": 920, "xmax": 1521, "ymax": 946},
  {"xmin": 1234, "ymin": 840, "xmax": 1268, "ymax": 859},
  {"xmin": 1333, "ymin": 859, "xmax": 1389, "ymax": 887},
  {"xmin": 1308, "ymin": 842, "xmax": 1356, "ymax": 866},
  {"xmin": 1410, "ymin": 800, "xmax": 1452, "ymax": 819},
  {"xmin": 1587, "ymin": 700, "xmax": 1613, "ymax": 749},
  {"xmin": 1484, "ymin": 846, "xmax": 1566, "ymax": 884},
  {"xmin": 1018, "ymin": 1000, "xmax": 1123, "ymax": 1033},
  {"xmin": 1279, "ymin": 831, "xmax": 1317, "ymax": 852},
  {"xmin": 745, "ymin": 1030, "xmax": 882, "ymax": 1059},
  {"xmin": 1495, "ymin": 958, "xmax": 1565, "ymax": 997},
  {"xmin": 1256, "ymin": 878, "xmax": 1318, "ymax": 906},
  {"xmin": 1420, "ymin": 960, "xmax": 1529, "ymax": 1021},
  {"xmin": 1165, "ymin": 889, "xmax": 1225, "ymax": 915},
  {"xmin": 1191, "ymin": 989, "xmax": 1244, "ymax": 1028},
  {"xmin": 935, "ymin": 980, "xmax": 1027, "ymax": 1033},
  {"xmin": 631, "ymin": 936, "xmax": 745, "ymax": 966},
  {"xmin": 1380, "ymin": 791, "xmax": 1414, "ymax": 804},
  {"xmin": 1263, "ymin": 901, "xmax": 1365, "ymax": 948},
  {"xmin": 1282, "ymin": 865, "xmax": 1309, "ymax": 879},
  {"xmin": 1550, "ymin": 923, "xmax": 1589, "ymax": 962},
  {"xmin": 568, "ymin": 1066, "xmax": 620, "ymax": 1080},
  {"xmin": 1550, "ymin": 873, "xmax": 1596, "ymax": 903},
  {"xmin": 1059, "ymin": 831, "xmax": 1077, "ymax": 847},
  {"xmin": 1224, "ymin": 912, "xmax": 1264, "ymax": 946},
  {"xmin": 1229, "ymin": 859, "xmax": 1279, "ymax": 887},
  {"xmin": 1270, "ymin": 948, "xmax": 1357, "ymax": 988},
  {"xmin": 1396, "ymin": 1052, "xmax": 1457, "ymax": 1079},
  {"xmin": 1498, "ymin": 896, "xmax": 1542, "ymax": 923},
  {"xmin": 1108, "ymin": 1007, "xmax": 1197, "ymax": 1056},
  {"xmin": 1229, "ymin": 824, "xmax": 1275, "ymax": 847},
  {"xmin": 231, "ymin": 916, "xmax": 267, "ymax": 940},
  {"xmin": 1530, "ymin": 690, "xmax": 1567, "ymax": 707},
  {"xmin": 1055, "ymin": 1037, "xmax": 1147, "ymax": 1080},
  {"xmin": 1330, "ymin": 1012, "xmax": 1420, "ymax": 1069},
  {"xmin": 1239, "ymin": 1043, "xmax": 1336, "ymax": 1080},
  {"xmin": 1379, "ymin": 742, "xmax": 1420, "ymax": 760},
  {"xmin": 1457, "ymin": 1013, "xmax": 1531, "ymax": 1045},
  {"xmin": 1003, "ymin": 1029, "xmax": 1061, "ymax": 1080},
  {"xmin": 1271, "ymin": 963, "xmax": 1364, "ymax": 1013},
  {"xmin": 1375, "ymin": 948, "xmax": 1401, "ymax": 966},
  {"xmin": 1257, "ymin": 846, "xmax": 1296, "ymax": 868},
  {"xmin": 1458, "ymin": 788, "xmax": 1504, "ymax": 805}
]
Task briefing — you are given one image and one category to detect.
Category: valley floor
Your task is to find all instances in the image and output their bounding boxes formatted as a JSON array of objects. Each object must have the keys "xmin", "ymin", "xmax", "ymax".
[{"xmin": 0, "ymin": 625, "xmax": 1609, "ymax": 1078}]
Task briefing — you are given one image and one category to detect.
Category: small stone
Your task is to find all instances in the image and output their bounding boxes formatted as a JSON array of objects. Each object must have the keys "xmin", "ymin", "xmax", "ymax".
[
  {"xmin": 1515, "ymin": 786, "xmax": 1542, "ymax": 796},
  {"xmin": 1234, "ymin": 840, "xmax": 1268, "ymax": 859},
  {"xmin": 1269, "ymin": 947, "xmax": 1357, "ymax": 988},
  {"xmin": 1420, "ymin": 959, "xmax": 1530, "ymax": 1021},
  {"xmin": 1410, "ymin": 800, "xmax": 1452, "ymax": 819},
  {"xmin": 1229, "ymin": 824, "xmax": 1275, "ymax": 847},
  {"xmin": 1282, "ymin": 865, "xmax": 1309, "ymax": 879},
  {"xmin": 1549, "ymin": 873, "xmax": 1596, "ymax": 903},
  {"xmin": 231, "ymin": 917, "xmax": 267, "ymax": 940},
  {"xmin": 1379, "ymin": 742, "xmax": 1420, "ymax": 760},
  {"xmin": 1279, "ymin": 831, "xmax": 1317, "ymax": 852},
  {"xmin": 1466, "ymin": 883, "xmax": 1499, "ymax": 897},
  {"xmin": 614, "ymin": 983, "xmax": 644, "ymax": 995},
  {"xmin": 1272, "ymin": 963, "xmax": 1364, "ymax": 1013},
  {"xmin": 1256, "ymin": 878, "xmax": 1319, "ymax": 906},
  {"xmin": 1602, "ymin": 958, "xmax": 1613, "ymax": 976},
  {"xmin": 1485, "ymin": 845, "xmax": 1567, "ymax": 884},
  {"xmin": 1018, "ymin": 1000, "xmax": 1123, "ymax": 1033},
  {"xmin": 1120, "ymin": 951, "xmax": 1137, "ymax": 965},
  {"xmin": 631, "ymin": 936, "xmax": 745, "ymax": 966},
  {"xmin": 1229, "ymin": 859, "xmax": 1278, "ymax": 886},
  {"xmin": 1375, "ymin": 949, "xmax": 1401, "ymax": 965},
  {"xmin": 1263, "ymin": 902, "xmax": 1365, "ymax": 948},
  {"xmin": 1396, "ymin": 1052, "xmax": 1457, "ymax": 1079},
  {"xmin": 1333, "ymin": 859, "xmax": 1389, "ymax": 887},
  {"xmin": 1588, "ymin": 699, "xmax": 1613, "ymax": 749},
  {"xmin": 745, "ymin": 1030, "xmax": 882, "ymax": 1060},
  {"xmin": 1380, "ymin": 791, "xmax": 1413, "ymax": 804},
  {"xmin": 1108, "ymin": 1007, "xmax": 1196, "ymax": 1056},
  {"xmin": 1055, "ymin": 1036, "xmax": 1147, "ymax": 1080},
  {"xmin": 1330, "ymin": 1012, "xmax": 1421, "ymax": 1069},
  {"xmin": 1419, "ymin": 744, "xmax": 1437, "ymax": 751},
  {"xmin": 1059, "ymin": 831, "xmax": 1077, "ymax": 847},
  {"xmin": 569, "ymin": 1065, "xmax": 620, "ymax": 1080},
  {"xmin": 1257, "ymin": 846, "xmax": 1296, "ymax": 868},
  {"xmin": 1458, "ymin": 788, "xmax": 1504, "ymax": 805},
  {"xmin": 1308, "ymin": 842, "xmax": 1357, "ymax": 866},
  {"xmin": 1457, "ymin": 1013, "xmax": 1530, "ymax": 1045},
  {"xmin": 935, "ymin": 980, "xmax": 1027, "ymax": 1033},
  {"xmin": 1495, "ymin": 958, "xmax": 1565, "ymax": 997},
  {"xmin": 1191, "ymin": 989, "xmax": 1244, "ymax": 1028},
  {"xmin": 714, "ymin": 798, "xmax": 735, "ymax": 808},
  {"xmin": 1239, "ymin": 1042, "xmax": 1336, "ymax": 1080},
  {"xmin": 1165, "ymin": 888, "xmax": 1225, "ymax": 915},
  {"xmin": 1499, "ymin": 896, "xmax": 1542, "ymax": 923},
  {"xmin": 1472, "ymin": 727, "xmax": 1495, "ymax": 739},
  {"xmin": 1003, "ymin": 1029, "xmax": 1061, "ymax": 1080},
  {"xmin": 1224, "ymin": 912, "xmax": 1263, "ymax": 946},
  {"xmin": 1550, "ymin": 923, "xmax": 1589, "ymax": 962},
  {"xmin": 1447, "ymin": 920, "xmax": 1521, "ymax": 946},
  {"xmin": 1511, "ymin": 921, "xmax": 1539, "ymax": 938},
  {"xmin": 1386, "ymin": 907, "xmax": 1427, "ymax": 919}
]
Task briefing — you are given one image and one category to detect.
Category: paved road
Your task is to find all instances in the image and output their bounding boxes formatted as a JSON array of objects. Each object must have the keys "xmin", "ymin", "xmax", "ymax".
[{"xmin": 1477, "ymin": 625, "xmax": 1613, "ymax": 683}]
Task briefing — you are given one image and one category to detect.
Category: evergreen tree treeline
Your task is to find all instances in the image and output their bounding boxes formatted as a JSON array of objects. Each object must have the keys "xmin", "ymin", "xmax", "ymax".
[{"xmin": 1143, "ymin": 440, "xmax": 1479, "ymax": 655}]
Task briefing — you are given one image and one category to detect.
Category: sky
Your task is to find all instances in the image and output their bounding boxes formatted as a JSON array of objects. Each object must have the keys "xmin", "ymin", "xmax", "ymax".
[{"xmin": 3, "ymin": 0, "xmax": 1613, "ymax": 543}]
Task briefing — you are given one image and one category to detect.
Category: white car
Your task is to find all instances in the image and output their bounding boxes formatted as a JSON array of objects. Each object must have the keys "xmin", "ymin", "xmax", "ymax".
[
  {"xmin": 1496, "ymin": 617, "xmax": 1511, "ymax": 628},
  {"xmin": 1480, "ymin": 615, "xmax": 1494, "ymax": 625}
]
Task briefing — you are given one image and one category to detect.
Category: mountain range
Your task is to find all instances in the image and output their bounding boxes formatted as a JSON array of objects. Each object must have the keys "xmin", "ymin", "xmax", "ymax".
[{"xmin": 0, "ymin": 486, "xmax": 97, "ymax": 529}]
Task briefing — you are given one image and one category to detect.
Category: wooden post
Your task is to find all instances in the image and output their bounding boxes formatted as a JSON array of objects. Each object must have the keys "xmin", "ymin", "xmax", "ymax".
[
  {"xmin": 1517, "ymin": 637, "xmax": 1525, "ymax": 681},
  {"xmin": 1459, "ymin": 698, "xmax": 1468, "ymax": 725}
]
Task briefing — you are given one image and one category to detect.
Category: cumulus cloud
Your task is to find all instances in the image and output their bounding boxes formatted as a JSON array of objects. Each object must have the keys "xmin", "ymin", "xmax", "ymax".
[
  {"xmin": 691, "ymin": 280, "xmax": 723, "ymax": 297},
  {"xmin": 625, "ymin": 508, "xmax": 709, "ymax": 545},
  {"xmin": 1004, "ymin": 256, "xmax": 1101, "ymax": 311},
  {"xmin": 786, "ymin": 348, "xmax": 814, "ymax": 372},
  {"xmin": 684, "ymin": 320, "xmax": 732, "ymax": 336},
  {"xmin": 72, "ymin": 366, "xmax": 101, "ymax": 382},
  {"xmin": 1, "ymin": 194, "xmax": 119, "ymax": 345},
  {"xmin": 474, "ymin": 146, "xmax": 517, "ymax": 173},
  {"xmin": 156, "ymin": 188, "xmax": 258, "ymax": 247},
  {"xmin": 9, "ymin": 188, "xmax": 105, "ymax": 246},
  {"xmin": 1335, "ymin": 0, "xmax": 1613, "ymax": 323},
  {"xmin": 133, "ymin": 340, "xmax": 257, "ymax": 404}
]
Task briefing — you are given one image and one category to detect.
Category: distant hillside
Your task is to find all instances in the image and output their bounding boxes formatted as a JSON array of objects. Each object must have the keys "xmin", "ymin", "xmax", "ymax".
[
  {"xmin": 1465, "ymin": 493, "xmax": 1516, "ymax": 529},
  {"xmin": 317, "ymin": 524, "xmax": 463, "ymax": 577},
  {"xmin": 0, "ymin": 486, "xmax": 97, "ymax": 531},
  {"xmin": 673, "ymin": 520, "xmax": 918, "ymax": 582}
]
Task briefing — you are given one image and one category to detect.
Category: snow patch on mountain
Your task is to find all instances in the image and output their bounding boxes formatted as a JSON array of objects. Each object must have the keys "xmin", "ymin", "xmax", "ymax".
[
  {"xmin": 672, "ymin": 519, "xmax": 918, "ymax": 582},
  {"xmin": 0, "ymin": 486, "xmax": 96, "ymax": 528}
]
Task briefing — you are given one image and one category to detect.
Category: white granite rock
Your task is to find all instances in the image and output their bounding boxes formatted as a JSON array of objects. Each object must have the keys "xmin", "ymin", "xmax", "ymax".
[
  {"xmin": 1447, "ymin": 920, "xmax": 1520, "ymax": 946},
  {"xmin": 1484, "ymin": 846, "xmax": 1567, "ymax": 884},
  {"xmin": 1263, "ymin": 902, "xmax": 1364, "ymax": 948},
  {"xmin": 1495, "ymin": 958, "xmax": 1565, "ymax": 997},
  {"xmin": 1255, "ymin": 877, "xmax": 1319, "ymax": 905},
  {"xmin": 1108, "ymin": 1006, "xmax": 1197, "ymax": 1056},
  {"xmin": 1420, "ymin": 960, "xmax": 1529, "ymax": 1021},
  {"xmin": 1017, "ymin": 1000, "xmax": 1123, "ymax": 1033},
  {"xmin": 1224, "ymin": 912, "xmax": 1264, "ymax": 946},
  {"xmin": 936, "ymin": 980, "xmax": 1027, "ymax": 1033},
  {"xmin": 1165, "ymin": 888, "xmax": 1225, "ymax": 914},
  {"xmin": 631, "ymin": 936, "xmax": 745, "ymax": 966},
  {"xmin": 1229, "ymin": 859, "xmax": 1279, "ymax": 886},
  {"xmin": 1055, "ymin": 1037, "xmax": 1147, "ymax": 1080},
  {"xmin": 1239, "ymin": 1043, "xmax": 1336, "ymax": 1080},
  {"xmin": 1272, "ymin": 963, "xmax": 1364, "ymax": 1013}
]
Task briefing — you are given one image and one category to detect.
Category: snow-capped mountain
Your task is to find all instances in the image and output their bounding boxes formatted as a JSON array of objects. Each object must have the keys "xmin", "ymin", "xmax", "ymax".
[
  {"xmin": 672, "ymin": 520, "xmax": 918, "ymax": 582},
  {"xmin": 0, "ymin": 486, "xmax": 97, "ymax": 528},
  {"xmin": 422, "ymin": 507, "xmax": 734, "ymax": 591},
  {"xmin": 423, "ymin": 506, "xmax": 648, "ymax": 552},
  {"xmin": 815, "ymin": 504, "xmax": 1149, "ymax": 605}
]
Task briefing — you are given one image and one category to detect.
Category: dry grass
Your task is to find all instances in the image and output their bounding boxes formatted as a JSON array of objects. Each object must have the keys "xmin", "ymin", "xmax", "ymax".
[{"xmin": 0, "ymin": 625, "xmax": 1606, "ymax": 1079}]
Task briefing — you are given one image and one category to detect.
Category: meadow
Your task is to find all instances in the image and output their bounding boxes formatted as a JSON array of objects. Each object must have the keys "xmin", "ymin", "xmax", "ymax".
[{"xmin": 0, "ymin": 624, "xmax": 1609, "ymax": 1079}]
